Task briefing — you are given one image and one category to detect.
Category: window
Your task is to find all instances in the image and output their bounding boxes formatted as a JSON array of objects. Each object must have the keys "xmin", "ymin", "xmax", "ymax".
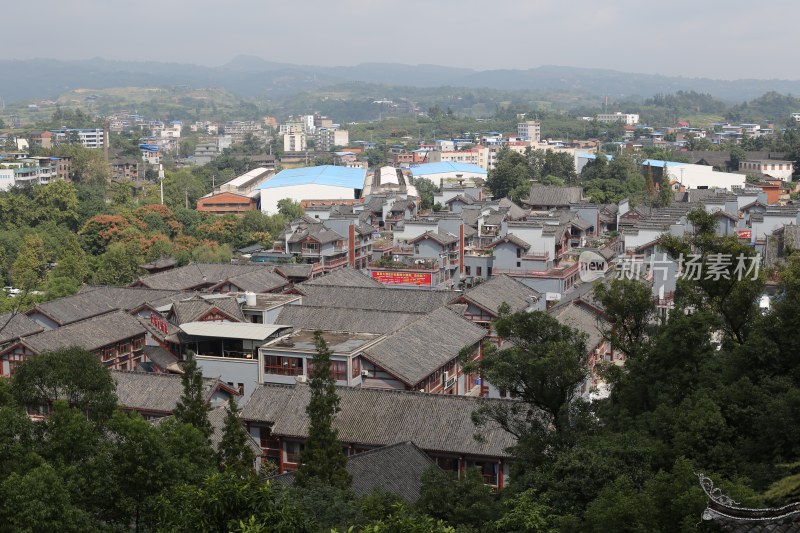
[
  {"xmin": 308, "ymin": 360, "xmax": 348, "ymax": 381},
  {"xmin": 333, "ymin": 361, "xmax": 347, "ymax": 381},
  {"xmin": 487, "ymin": 267, "xmax": 492, "ymax": 277},
  {"xmin": 465, "ymin": 265, "xmax": 471, "ymax": 275},
  {"xmin": 352, "ymin": 357, "xmax": 361, "ymax": 378},
  {"xmin": 264, "ymin": 355, "xmax": 303, "ymax": 376},
  {"xmin": 516, "ymin": 247, "xmax": 522, "ymax": 258},
  {"xmin": 285, "ymin": 441, "xmax": 304, "ymax": 464},
  {"xmin": 476, "ymin": 266, "xmax": 482, "ymax": 277}
]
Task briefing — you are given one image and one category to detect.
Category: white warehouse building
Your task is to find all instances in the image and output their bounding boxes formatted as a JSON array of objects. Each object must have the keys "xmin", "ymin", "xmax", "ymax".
[
  {"xmin": 643, "ymin": 160, "xmax": 746, "ymax": 191},
  {"xmin": 409, "ymin": 162, "xmax": 488, "ymax": 188},
  {"xmin": 255, "ymin": 165, "xmax": 366, "ymax": 215}
]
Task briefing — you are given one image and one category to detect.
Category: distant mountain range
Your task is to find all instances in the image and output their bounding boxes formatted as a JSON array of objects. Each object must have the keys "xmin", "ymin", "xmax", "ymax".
[{"xmin": 2, "ymin": 56, "xmax": 800, "ymax": 105}]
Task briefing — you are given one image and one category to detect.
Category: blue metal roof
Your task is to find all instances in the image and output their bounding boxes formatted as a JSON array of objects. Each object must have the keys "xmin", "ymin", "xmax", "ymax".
[
  {"xmin": 409, "ymin": 162, "xmax": 487, "ymax": 176},
  {"xmin": 256, "ymin": 165, "xmax": 366, "ymax": 190},
  {"xmin": 642, "ymin": 159, "xmax": 685, "ymax": 168}
]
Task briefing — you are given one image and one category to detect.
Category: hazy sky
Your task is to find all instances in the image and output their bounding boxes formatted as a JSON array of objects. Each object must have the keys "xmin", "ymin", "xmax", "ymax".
[{"xmin": 4, "ymin": 0, "xmax": 798, "ymax": 79}]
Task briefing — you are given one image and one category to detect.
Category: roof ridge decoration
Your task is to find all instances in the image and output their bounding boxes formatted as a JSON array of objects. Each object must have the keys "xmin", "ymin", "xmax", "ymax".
[
  {"xmin": 697, "ymin": 472, "xmax": 739, "ymax": 508},
  {"xmin": 695, "ymin": 471, "xmax": 800, "ymax": 525}
]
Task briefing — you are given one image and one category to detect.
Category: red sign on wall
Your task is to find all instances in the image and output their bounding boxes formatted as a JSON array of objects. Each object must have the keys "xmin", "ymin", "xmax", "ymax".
[
  {"xmin": 738, "ymin": 230, "xmax": 752, "ymax": 239},
  {"xmin": 371, "ymin": 270, "xmax": 432, "ymax": 286}
]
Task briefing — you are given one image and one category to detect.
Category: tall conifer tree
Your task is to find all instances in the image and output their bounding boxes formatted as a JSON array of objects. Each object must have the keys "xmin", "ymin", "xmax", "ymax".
[{"xmin": 294, "ymin": 331, "xmax": 351, "ymax": 489}]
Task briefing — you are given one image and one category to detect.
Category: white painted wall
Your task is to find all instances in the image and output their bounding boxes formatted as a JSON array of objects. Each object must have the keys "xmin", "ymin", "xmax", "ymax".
[
  {"xmin": 665, "ymin": 164, "xmax": 745, "ymax": 191},
  {"xmin": 260, "ymin": 184, "xmax": 358, "ymax": 215}
]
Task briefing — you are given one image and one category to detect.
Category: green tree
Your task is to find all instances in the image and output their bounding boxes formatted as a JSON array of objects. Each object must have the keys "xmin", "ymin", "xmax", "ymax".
[
  {"xmin": 408, "ymin": 177, "xmax": 439, "ymax": 210},
  {"xmin": 32, "ymin": 181, "xmax": 80, "ymax": 229},
  {"xmin": 0, "ymin": 463, "xmax": 93, "ymax": 532},
  {"xmin": 94, "ymin": 241, "xmax": 143, "ymax": 286},
  {"xmin": 660, "ymin": 207, "xmax": 764, "ymax": 345},
  {"xmin": 218, "ymin": 397, "xmax": 255, "ymax": 476},
  {"xmin": 417, "ymin": 467, "xmax": 500, "ymax": 529},
  {"xmin": 487, "ymin": 148, "xmax": 530, "ymax": 201},
  {"xmin": 276, "ymin": 198, "xmax": 305, "ymax": 220},
  {"xmin": 11, "ymin": 233, "xmax": 48, "ymax": 291},
  {"xmin": 11, "ymin": 347, "xmax": 117, "ymax": 420},
  {"xmin": 294, "ymin": 331, "xmax": 352, "ymax": 490},
  {"xmin": 156, "ymin": 470, "xmax": 313, "ymax": 533},
  {"xmin": 592, "ymin": 278, "xmax": 657, "ymax": 361},
  {"xmin": 45, "ymin": 233, "xmax": 89, "ymax": 298},
  {"xmin": 493, "ymin": 489, "xmax": 558, "ymax": 533},
  {"xmin": 174, "ymin": 354, "xmax": 213, "ymax": 440},
  {"xmin": 466, "ymin": 309, "xmax": 588, "ymax": 436}
]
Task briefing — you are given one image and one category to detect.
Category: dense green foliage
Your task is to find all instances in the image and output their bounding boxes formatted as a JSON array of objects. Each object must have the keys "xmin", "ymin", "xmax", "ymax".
[
  {"xmin": 487, "ymin": 147, "xmax": 577, "ymax": 201},
  {"xmin": 0, "ymin": 166, "xmax": 295, "ymax": 310}
]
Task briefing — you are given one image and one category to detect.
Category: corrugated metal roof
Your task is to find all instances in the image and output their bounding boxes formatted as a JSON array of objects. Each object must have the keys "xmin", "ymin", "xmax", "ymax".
[
  {"xmin": 256, "ymin": 165, "xmax": 366, "ymax": 190},
  {"xmin": 179, "ymin": 322, "xmax": 290, "ymax": 341},
  {"xmin": 409, "ymin": 162, "xmax": 487, "ymax": 176}
]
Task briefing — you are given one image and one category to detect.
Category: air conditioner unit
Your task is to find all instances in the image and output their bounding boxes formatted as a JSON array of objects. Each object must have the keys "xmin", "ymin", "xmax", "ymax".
[
  {"xmin": 296, "ymin": 375, "xmax": 307, "ymax": 384},
  {"xmin": 361, "ymin": 370, "xmax": 370, "ymax": 377}
]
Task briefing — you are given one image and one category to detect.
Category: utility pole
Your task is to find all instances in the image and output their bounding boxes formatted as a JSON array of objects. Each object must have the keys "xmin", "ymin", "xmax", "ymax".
[
  {"xmin": 185, "ymin": 188, "xmax": 189, "ymax": 209},
  {"xmin": 159, "ymin": 164, "xmax": 165, "ymax": 205}
]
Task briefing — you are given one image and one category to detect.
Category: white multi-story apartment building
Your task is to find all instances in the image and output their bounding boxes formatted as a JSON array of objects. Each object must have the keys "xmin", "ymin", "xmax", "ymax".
[
  {"xmin": 315, "ymin": 129, "xmax": 349, "ymax": 151},
  {"xmin": 594, "ymin": 113, "xmax": 639, "ymax": 125},
  {"xmin": 284, "ymin": 132, "xmax": 307, "ymax": 152},
  {"xmin": 50, "ymin": 128, "xmax": 105, "ymax": 149},
  {"xmin": 517, "ymin": 120, "xmax": 541, "ymax": 142},
  {"xmin": 279, "ymin": 122, "xmax": 305, "ymax": 135},
  {"xmin": 0, "ymin": 158, "xmax": 62, "ymax": 191},
  {"xmin": 739, "ymin": 159, "xmax": 794, "ymax": 182}
]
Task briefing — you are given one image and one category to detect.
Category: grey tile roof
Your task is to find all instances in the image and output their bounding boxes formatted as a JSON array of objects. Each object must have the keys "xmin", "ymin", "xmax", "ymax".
[
  {"xmin": 211, "ymin": 268, "xmax": 290, "ymax": 293},
  {"xmin": 169, "ymin": 297, "xmax": 245, "ymax": 324},
  {"xmin": 487, "ymin": 234, "xmax": 530, "ymax": 250},
  {"xmin": 274, "ymin": 263, "xmax": 314, "ymax": 279},
  {"xmin": 20, "ymin": 311, "xmax": 146, "ymax": 354},
  {"xmin": 300, "ymin": 268, "xmax": 382, "ymax": 288},
  {"xmin": 460, "ymin": 208, "xmax": 482, "ymax": 227},
  {"xmin": 140, "ymin": 257, "xmax": 177, "ymax": 270},
  {"xmin": 408, "ymin": 230, "xmax": 458, "ymax": 246},
  {"xmin": 526, "ymin": 185, "xmax": 584, "ymax": 207},
  {"xmin": 134, "ymin": 263, "xmax": 288, "ymax": 292},
  {"xmin": 445, "ymin": 194, "xmax": 475, "ymax": 205},
  {"xmin": 112, "ymin": 370, "xmax": 229, "ymax": 414},
  {"xmin": 549, "ymin": 301, "xmax": 606, "ymax": 352},
  {"xmin": 296, "ymin": 286, "xmax": 457, "ymax": 313},
  {"xmin": 272, "ymin": 441, "xmax": 436, "ymax": 502},
  {"xmin": 0, "ymin": 312, "xmax": 43, "ymax": 345},
  {"xmin": 497, "ymin": 197, "xmax": 528, "ymax": 220},
  {"xmin": 275, "ymin": 305, "xmax": 420, "ymax": 334},
  {"xmin": 362, "ymin": 307, "xmax": 487, "ymax": 386},
  {"xmin": 241, "ymin": 383, "xmax": 517, "ymax": 458},
  {"xmin": 460, "ymin": 275, "xmax": 542, "ymax": 316},
  {"xmin": 28, "ymin": 286, "xmax": 186, "ymax": 326},
  {"xmin": 484, "ymin": 212, "xmax": 505, "ymax": 226},
  {"xmin": 141, "ymin": 345, "xmax": 179, "ymax": 372},
  {"xmin": 287, "ymin": 224, "xmax": 344, "ymax": 245}
]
